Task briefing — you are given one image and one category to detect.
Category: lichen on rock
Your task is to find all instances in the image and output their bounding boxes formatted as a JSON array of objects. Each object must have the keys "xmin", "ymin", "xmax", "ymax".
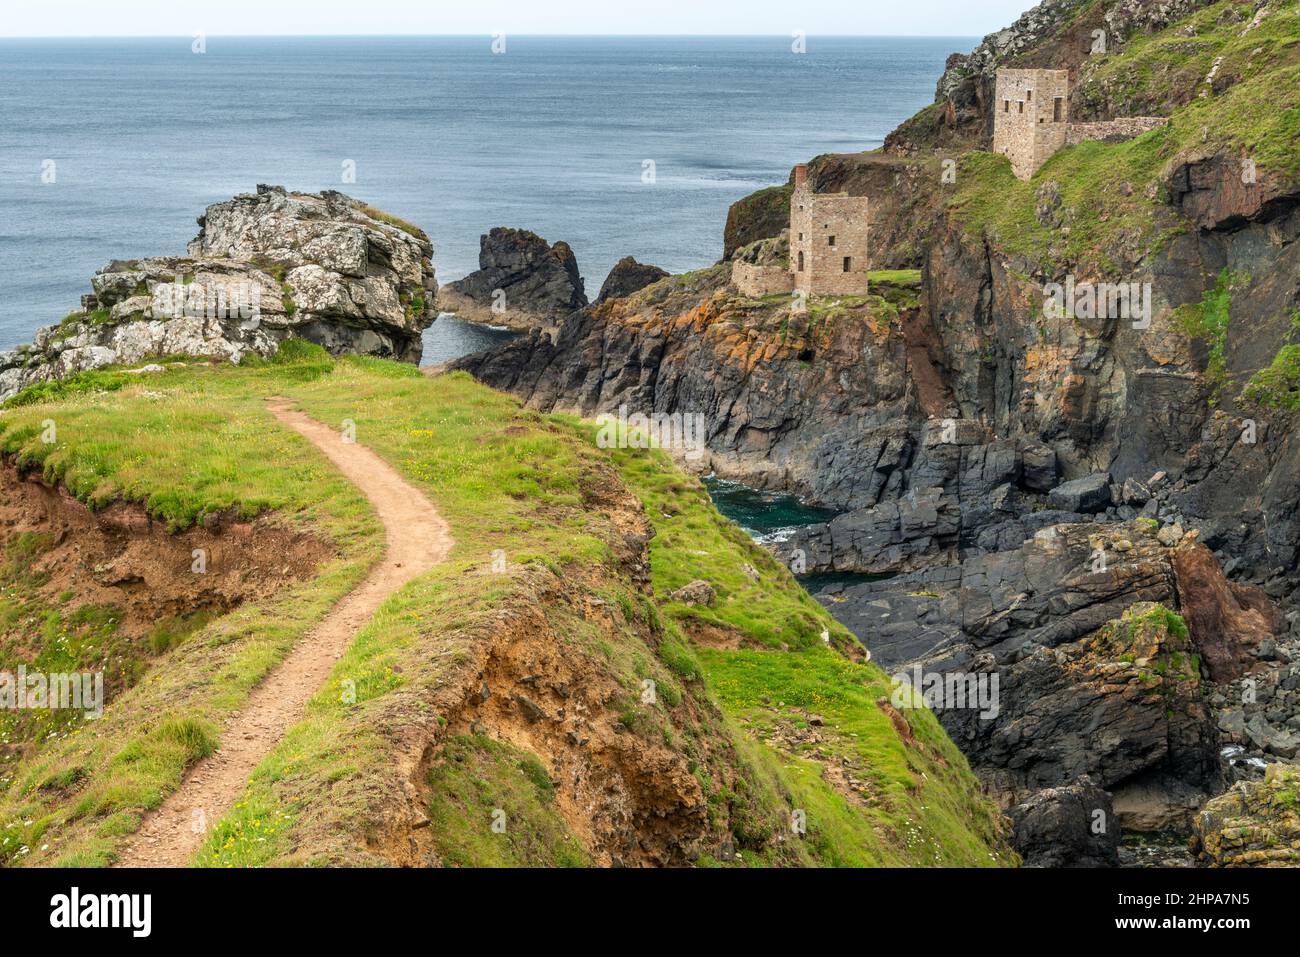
[{"xmin": 0, "ymin": 185, "xmax": 437, "ymax": 402}]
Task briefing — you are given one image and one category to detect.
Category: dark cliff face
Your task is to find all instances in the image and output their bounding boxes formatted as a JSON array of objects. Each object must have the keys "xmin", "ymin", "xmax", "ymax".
[
  {"xmin": 722, "ymin": 182, "xmax": 792, "ymax": 260},
  {"xmin": 454, "ymin": 267, "xmax": 934, "ymax": 509},
  {"xmin": 452, "ymin": 0, "xmax": 1300, "ymax": 850},
  {"xmin": 455, "ymin": 160, "xmax": 1300, "ymax": 579}
]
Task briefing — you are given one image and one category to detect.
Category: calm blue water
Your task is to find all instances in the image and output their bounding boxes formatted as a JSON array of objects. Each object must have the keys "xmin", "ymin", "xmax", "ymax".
[{"xmin": 0, "ymin": 35, "xmax": 968, "ymax": 353}]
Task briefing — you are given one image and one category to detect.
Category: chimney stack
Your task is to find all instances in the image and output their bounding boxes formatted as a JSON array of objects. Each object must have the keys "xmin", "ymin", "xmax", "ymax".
[{"xmin": 793, "ymin": 164, "xmax": 807, "ymax": 187}]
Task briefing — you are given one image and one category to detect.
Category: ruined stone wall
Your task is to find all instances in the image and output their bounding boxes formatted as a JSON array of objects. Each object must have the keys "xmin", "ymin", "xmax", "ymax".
[
  {"xmin": 731, "ymin": 261, "xmax": 792, "ymax": 298},
  {"xmin": 992, "ymin": 68, "xmax": 1070, "ymax": 180},
  {"xmin": 1066, "ymin": 116, "xmax": 1170, "ymax": 146},
  {"xmin": 790, "ymin": 182, "xmax": 870, "ymax": 296}
]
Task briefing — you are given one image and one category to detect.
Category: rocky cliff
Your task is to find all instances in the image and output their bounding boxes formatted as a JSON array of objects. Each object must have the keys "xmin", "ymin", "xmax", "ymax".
[
  {"xmin": 1193, "ymin": 763, "xmax": 1300, "ymax": 866},
  {"xmin": 453, "ymin": 0, "xmax": 1300, "ymax": 863},
  {"xmin": 0, "ymin": 186, "xmax": 437, "ymax": 401},
  {"xmin": 596, "ymin": 256, "xmax": 669, "ymax": 303}
]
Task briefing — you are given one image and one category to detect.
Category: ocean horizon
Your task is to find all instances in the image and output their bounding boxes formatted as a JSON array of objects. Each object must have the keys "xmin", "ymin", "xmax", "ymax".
[{"xmin": 0, "ymin": 34, "xmax": 971, "ymax": 352}]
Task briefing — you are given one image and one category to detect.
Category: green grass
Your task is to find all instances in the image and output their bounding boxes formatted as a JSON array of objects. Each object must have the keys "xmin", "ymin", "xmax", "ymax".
[
  {"xmin": 867, "ymin": 269, "xmax": 922, "ymax": 286},
  {"xmin": 1073, "ymin": 0, "xmax": 1300, "ymax": 172},
  {"xmin": 0, "ymin": 532, "xmax": 135, "ymax": 750},
  {"xmin": 949, "ymin": 130, "xmax": 1177, "ymax": 273},
  {"xmin": 0, "ymin": 349, "xmax": 381, "ymax": 866},
  {"xmin": 604, "ymin": 439, "xmax": 1009, "ymax": 865},
  {"xmin": 423, "ymin": 735, "xmax": 587, "ymax": 868},
  {"xmin": 4, "ymin": 366, "xmax": 140, "ymax": 409},
  {"xmin": 604, "ymin": 443, "xmax": 839, "ymax": 654},
  {"xmin": 949, "ymin": 1, "xmax": 1300, "ymax": 272},
  {"xmin": 1244, "ymin": 344, "xmax": 1300, "ymax": 412},
  {"xmin": 1172, "ymin": 268, "xmax": 1248, "ymax": 400},
  {"xmin": 696, "ymin": 646, "xmax": 1010, "ymax": 866},
  {"xmin": 357, "ymin": 204, "xmax": 430, "ymax": 244},
  {"xmin": 0, "ymin": 350, "xmax": 1010, "ymax": 868}
]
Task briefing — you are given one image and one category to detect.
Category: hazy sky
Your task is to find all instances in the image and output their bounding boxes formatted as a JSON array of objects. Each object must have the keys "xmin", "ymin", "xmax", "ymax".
[{"xmin": 0, "ymin": 0, "xmax": 1030, "ymax": 38}]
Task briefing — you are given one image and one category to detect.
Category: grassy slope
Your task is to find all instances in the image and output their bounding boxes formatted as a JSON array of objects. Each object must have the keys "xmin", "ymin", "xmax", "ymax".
[
  {"xmin": 948, "ymin": 0, "xmax": 1300, "ymax": 273},
  {"xmin": 0, "ymin": 351, "xmax": 1009, "ymax": 867},
  {"xmin": 610, "ymin": 445, "xmax": 1007, "ymax": 866},
  {"xmin": 0, "ymin": 352, "xmax": 381, "ymax": 865}
]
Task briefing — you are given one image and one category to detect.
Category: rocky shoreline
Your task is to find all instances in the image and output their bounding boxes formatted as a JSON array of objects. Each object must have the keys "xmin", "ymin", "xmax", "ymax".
[{"xmin": 2, "ymin": 0, "xmax": 1297, "ymax": 869}]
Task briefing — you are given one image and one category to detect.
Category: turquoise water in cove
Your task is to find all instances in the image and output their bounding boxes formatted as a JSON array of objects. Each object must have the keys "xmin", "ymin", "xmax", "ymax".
[{"xmin": 703, "ymin": 476, "xmax": 838, "ymax": 536}]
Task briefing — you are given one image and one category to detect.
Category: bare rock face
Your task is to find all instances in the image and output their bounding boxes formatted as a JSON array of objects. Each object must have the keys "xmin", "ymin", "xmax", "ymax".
[
  {"xmin": 1174, "ymin": 541, "xmax": 1283, "ymax": 680},
  {"xmin": 1008, "ymin": 778, "xmax": 1120, "ymax": 867},
  {"xmin": 1192, "ymin": 764, "xmax": 1300, "ymax": 867},
  {"xmin": 440, "ymin": 227, "xmax": 587, "ymax": 330},
  {"xmin": 596, "ymin": 257, "xmax": 668, "ymax": 304},
  {"xmin": 945, "ymin": 602, "xmax": 1221, "ymax": 829},
  {"xmin": 0, "ymin": 186, "xmax": 437, "ymax": 401}
]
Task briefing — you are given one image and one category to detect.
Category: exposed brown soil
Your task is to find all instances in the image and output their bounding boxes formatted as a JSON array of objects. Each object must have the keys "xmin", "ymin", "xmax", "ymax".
[
  {"xmin": 685, "ymin": 620, "xmax": 745, "ymax": 650},
  {"xmin": 901, "ymin": 308, "xmax": 955, "ymax": 418},
  {"xmin": 114, "ymin": 398, "xmax": 453, "ymax": 867},
  {"xmin": 0, "ymin": 462, "xmax": 330, "ymax": 669},
  {"xmin": 346, "ymin": 474, "xmax": 763, "ymax": 868},
  {"xmin": 1173, "ymin": 541, "xmax": 1282, "ymax": 681},
  {"xmin": 442, "ymin": 601, "xmax": 712, "ymax": 866}
]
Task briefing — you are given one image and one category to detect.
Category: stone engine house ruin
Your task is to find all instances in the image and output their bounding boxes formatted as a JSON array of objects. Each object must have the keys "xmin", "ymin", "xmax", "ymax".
[
  {"xmin": 992, "ymin": 68, "xmax": 1071, "ymax": 180},
  {"xmin": 730, "ymin": 163, "xmax": 871, "ymax": 299},
  {"xmin": 790, "ymin": 164, "xmax": 871, "ymax": 296},
  {"xmin": 993, "ymin": 67, "xmax": 1168, "ymax": 181}
]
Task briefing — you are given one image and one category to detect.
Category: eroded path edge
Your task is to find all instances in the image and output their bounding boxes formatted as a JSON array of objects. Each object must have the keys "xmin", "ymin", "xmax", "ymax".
[{"xmin": 116, "ymin": 398, "xmax": 452, "ymax": 867}]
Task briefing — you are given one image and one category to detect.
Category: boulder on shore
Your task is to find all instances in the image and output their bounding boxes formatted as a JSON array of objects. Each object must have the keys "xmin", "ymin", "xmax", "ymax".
[
  {"xmin": 1047, "ymin": 472, "xmax": 1112, "ymax": 513},
  {"xmin": 1008, "ymin": 778, "xmax": 1120, "ymax": 868},
  {"xmin": 1192, "ymin": 764, "xmax": 1300, "ymax": 867}
]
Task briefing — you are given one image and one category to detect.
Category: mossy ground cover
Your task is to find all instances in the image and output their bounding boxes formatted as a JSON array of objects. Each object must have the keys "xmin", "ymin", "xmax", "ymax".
[
  {"xmin": 949, "ymin": 131, "xmax": 1177, "ymax": 274},
  {"xmin": 1074, "ymin": 0, "xmax": 1300, "ymax": 163},
  {"xmin": 0, "ymin": 346, "xmax": 1009, "ymax": 867},
  {"xmin": 1245, "ymin": 344, "xmax": 1300, "ymax": 412}
]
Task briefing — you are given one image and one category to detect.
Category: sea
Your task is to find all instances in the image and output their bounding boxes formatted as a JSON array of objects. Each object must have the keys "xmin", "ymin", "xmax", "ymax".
[{"xmin": 0, "ymin": 35, "xmax": 970, "ymax": 360}]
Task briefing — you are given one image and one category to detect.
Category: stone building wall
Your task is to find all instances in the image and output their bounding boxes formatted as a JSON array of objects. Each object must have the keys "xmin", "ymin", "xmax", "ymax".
[
  {"xmin": 789, "ymin": 166, "xmax": 870, "ymax": 296},
  {"xmin": 992, "ymin": 68, "xmax": 1070, "ymax": 180},
  {"xmin": 1066, "ymin": 116, "xmax": 1170, "ymax": 146},
  {"xmin": 732, "ymin": 261, "xmax": 793, "ymax": 298}
]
